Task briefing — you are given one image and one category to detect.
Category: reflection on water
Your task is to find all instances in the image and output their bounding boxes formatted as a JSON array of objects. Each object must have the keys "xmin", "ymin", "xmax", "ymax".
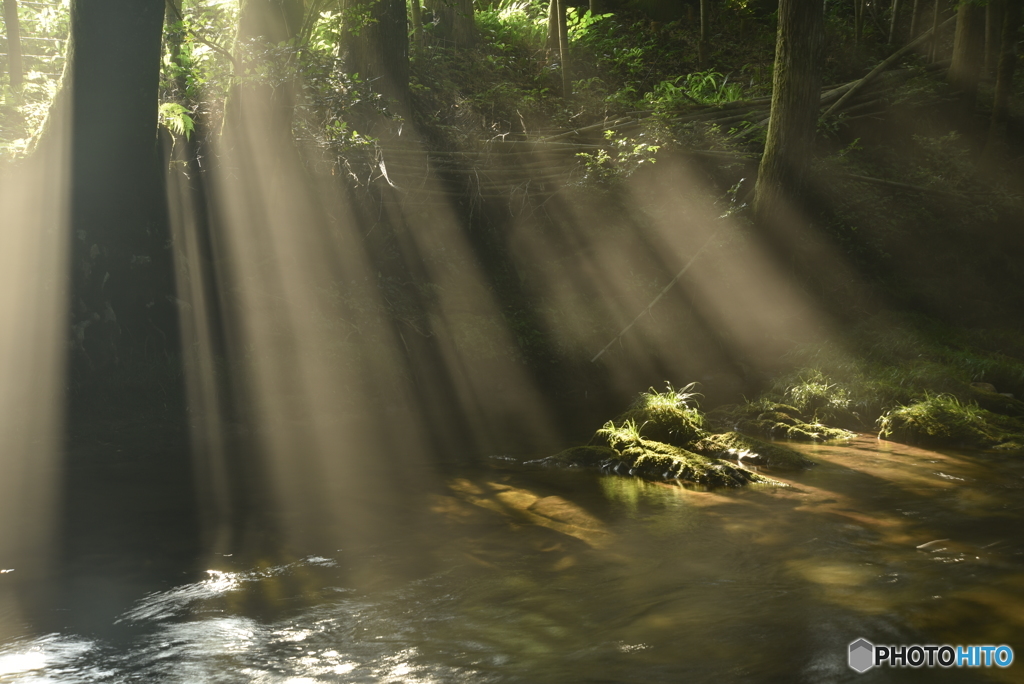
[{"xmin": 2, "ymin": 437, "xmax": 1023, "ymax": 682}]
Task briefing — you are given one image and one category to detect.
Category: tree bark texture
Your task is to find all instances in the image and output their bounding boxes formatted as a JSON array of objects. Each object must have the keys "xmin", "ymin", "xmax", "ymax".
[
  {"xmin": 68, "ymin": 0, "xmax": 177, "ymax": 369},
  {"xmin": 948, "ymin": 0, "xmax": 985, "ymax": 114},
  {"xmin": 753, "ymin": 0, "xmax": 825, "ymax": 226},
  {"xmin": 2, "ymin": 0, "xmax": 23, "ymax": 91}
]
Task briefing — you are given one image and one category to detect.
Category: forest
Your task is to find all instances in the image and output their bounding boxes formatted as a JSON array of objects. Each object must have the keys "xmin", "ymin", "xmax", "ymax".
[{"xmin": 1, "ymin": 0, "xmax": 1024, "ymax": 680}]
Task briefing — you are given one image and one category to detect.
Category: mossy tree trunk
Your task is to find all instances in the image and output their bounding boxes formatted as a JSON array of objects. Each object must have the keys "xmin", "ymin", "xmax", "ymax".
[
  {"xmin": 410, "ymin": 0, "xmax": 424, "ymax": 49},
  {"xmin": 68, "ymin": 0, "xmax": 178, "ymax": 376},
  {"xmin": 948, "ymin": 0, "xmax": 985, "ymax": 117},
  {"xmin": 752, "ymin": 0, "xmax": 825, "ymax": 227}
]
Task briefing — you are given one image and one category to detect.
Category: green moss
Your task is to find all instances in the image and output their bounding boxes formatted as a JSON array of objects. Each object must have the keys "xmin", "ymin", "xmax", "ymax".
[
  {"xmin": 694, "ymin": 431, "xmax": 816, "ymax": 470},
  {"xmin": 707, "ymin": 400, "xmax": 856, "ymax": 442},
  {"xmin": 877, "ymin": 394, "xmax": 1024, "ymax": 450},
  {"xmin": 965, "ymin": 385, "xmax": 1024, "ymax": 417},
  {"xmin": 617, "ymin": 438, "xmax": 770, "ymax": 487}
]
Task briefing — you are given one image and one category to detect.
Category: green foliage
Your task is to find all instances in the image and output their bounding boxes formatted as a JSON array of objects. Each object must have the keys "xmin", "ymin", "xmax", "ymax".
[
  {"xmin": 565, "ymin": 8, "xmax": 612, "ymax": 41},
  {"xmin": 575, "ymin": 129, "xmax": 660, "ymax": 184},
  {"xmin": 158, "ymin": 102, "xmax": 195, "ymax": 140},
  {"xmin": 0, "ymin": 0, "xmax": 69, "ymax": 158},
  {"xmin": 646, "ymin": 71, "xmax": 744, "ymax": 111},
  {"xmin": 476, "ymin": 0, "xmax": 547, "ymax": 48}
]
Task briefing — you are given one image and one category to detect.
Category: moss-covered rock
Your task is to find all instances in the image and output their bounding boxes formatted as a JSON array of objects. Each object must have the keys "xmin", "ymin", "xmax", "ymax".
[
  {"xmin": 693, "ymin": 431, "xmax": 816, "ymax": 470},
  {"xmin": 533, "ymin": 438, "xmax": 774, "ymax": 487},
  {"xmin": 877, "ymin": 394, "xmax": 1024, "ymax": 450},
  {"xmin": 965, "ymin": 384, "xmax": 1024, "ymax": 418},
  {"xmin": 707, "ymin": 401, "xmax": 856, "ymax": 442},
  {"xmin": 619, "ymin": 438, "xmax": 771, "ymax": 486}
]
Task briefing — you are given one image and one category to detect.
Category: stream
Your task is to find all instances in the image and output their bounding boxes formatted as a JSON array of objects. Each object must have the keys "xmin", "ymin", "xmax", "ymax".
[{"xmin": 1, "ymin": 436, "xmax": 1023, "ymax": 683}]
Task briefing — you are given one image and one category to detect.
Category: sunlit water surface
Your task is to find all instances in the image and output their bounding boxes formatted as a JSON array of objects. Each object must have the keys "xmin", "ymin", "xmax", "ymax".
[{"xmin": 2, "ymin": 436, "xmax": 1023, "ymax": 683}]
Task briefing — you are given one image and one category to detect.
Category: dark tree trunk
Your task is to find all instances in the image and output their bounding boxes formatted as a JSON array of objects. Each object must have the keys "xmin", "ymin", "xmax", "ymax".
[
  {"xmin": 546, "ymin": 0, "xmax": 558, "ymax": 53},
  {"xmin": 985, "ymin": 0, "xmax": 1005, "ymax": 75},
  {"xmin": 855, "ymin": 0, "xmax": 864, "ymax": 45},
  {"xmin": 889, "ymin": 0, "xmax": 902, "ymax": 44},
  {"xmin": 948, "ymin": 0, "xmax": 985, "ymax": 117},
  {"xmin": 753, "ymin": 0, "xmax": 825, "ymax": 225},
  {"xmin": 68, "ymin": 0, "xmax": 177, "ymax": 374},
  {"xmin": 556, "ymin": 0, "xmax": 570, "ymax": 96},
  {"xmin": 2, "ymin": 0, "xmax": 23, "ymax": 92},
  {"xmin": 930, "ymin": 0, "xmax": 942, "ymax": 60},
  {"xmin": 410, "ymin": 0, "xmax": 424, "ymax": 49},
  {"xmin": 909, "ymin": 0, "xmax": 922, "ymax": 37},
  {"xmin": 343, "ymin": 0, "xmax": 409, "ymax": 104},
  {"xmin": 424, "ymin": 0, "xmax": 476, "ymax": 47},
  {"xmin": 987, "ymin": 0, "xmax": 1023, "ymax": 152},
  {"xmin": 698, "ymin": 0, "xmax": 709, "ymax": 68}
]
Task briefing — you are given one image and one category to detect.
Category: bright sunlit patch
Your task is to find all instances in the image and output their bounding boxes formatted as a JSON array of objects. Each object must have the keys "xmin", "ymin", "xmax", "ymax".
[
  {"xmin": 0, "ymin": 88, "xmax": 70, "ymax": 640},
  {"xmin": 0, "ymin": 648, "xmax": 47, "ymax": 676}
]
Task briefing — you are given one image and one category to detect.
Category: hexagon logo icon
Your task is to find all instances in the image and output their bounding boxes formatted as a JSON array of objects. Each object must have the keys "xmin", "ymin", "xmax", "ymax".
[{"xmin": 849, "ymin": 638, "xmax": 875, "ymax": 673}]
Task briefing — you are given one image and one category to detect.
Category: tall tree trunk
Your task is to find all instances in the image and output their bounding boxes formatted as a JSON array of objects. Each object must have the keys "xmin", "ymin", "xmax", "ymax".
[
  {"xmin": 424, "ymin": 0, "xmax": 476, "ymax": 47},
  {"xmin": 948, "ymin": 0, "xmax": 985, "ymax": 117},
  {"xmin": 343, "ymin": 0, "xmax": 409, "ymax": 104},
  {"xmin": 546, "ymin": 0, "xmax": 558, "ymax": 54},
  {"xmin": 2, "ymin": 0, "xmax": 23, "ymax": 93},
  {"xmin": 909, "ymin": 0, "xmax": 921, "ymax": 37},
  {"xmin": 855, "ymin": 0, "xmax": 864, "ymax": 46},
  {"xmin": 410, "ymin": 0, "xmax": 424, "ymax": 49},
  {"xmin": 889, "ymin": 0, "xmax": 902, "ymax": 44},
  {"xmin": 930, "ymin": 0, "xmax": 942, "ymax": 60},
  {"xmin": 985, "ymin": 0, "xmax": 1004, "ymax": 75},
  {"xmin": 753, "ymin": 0, "xmax": 825, "ymax": 226},
  {"xmin": 987, "ymin": 0, "xmax": 1023, "ymax": 153},
  {"xmin": 556, "ymin": 0, "xmax": 570, "ymax": 97},
  {"xmin": 68, "ymin": 0, "xmax": 177, "ymax": 372},
  {"xmin": 698, "ymin": 0, "xmax": 709, "ymax": 68}
]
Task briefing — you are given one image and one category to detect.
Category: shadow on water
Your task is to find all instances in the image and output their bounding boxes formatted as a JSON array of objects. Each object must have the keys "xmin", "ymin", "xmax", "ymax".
[{"xmin": 2, "ymin": 434, "xmax": 1023, "ymax": 682}]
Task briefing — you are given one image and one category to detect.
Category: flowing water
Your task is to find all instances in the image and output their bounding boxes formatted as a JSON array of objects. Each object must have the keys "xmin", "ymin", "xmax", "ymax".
[{"xmin": 1, "ymin": 436, "xmax": 1023, "ymax": 683}]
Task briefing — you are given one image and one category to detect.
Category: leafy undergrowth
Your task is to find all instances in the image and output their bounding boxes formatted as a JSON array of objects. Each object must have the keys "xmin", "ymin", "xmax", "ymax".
[
  {"xmin": 730, "ymin": 319, "xmax": 1024, "ymax": 452},
  {"xmin": 531, "ymin": 384, "xmax": 812, "ymax": 488}
]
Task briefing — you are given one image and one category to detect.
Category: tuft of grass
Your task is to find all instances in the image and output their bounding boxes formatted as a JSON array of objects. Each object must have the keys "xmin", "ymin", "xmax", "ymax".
[{"xmin": 877, "ymin": 393, "xmax": 1024, "ymax": 450}]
